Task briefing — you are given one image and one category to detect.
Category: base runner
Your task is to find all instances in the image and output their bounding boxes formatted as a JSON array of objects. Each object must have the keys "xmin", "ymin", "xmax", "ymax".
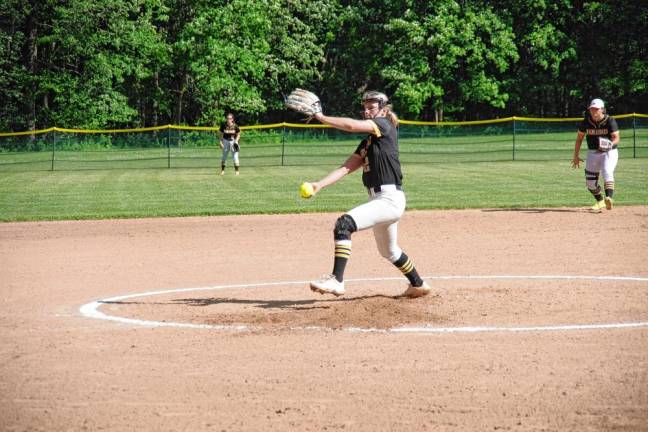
[{"xmin": 571, "ymin": 98, "xmax": 620, "ymax": 212}]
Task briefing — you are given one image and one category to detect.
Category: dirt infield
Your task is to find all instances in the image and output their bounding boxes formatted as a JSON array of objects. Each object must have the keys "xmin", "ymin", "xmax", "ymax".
[{"xmin": 1, "ymin": 207, "xmax": 647, "ymax": 431}]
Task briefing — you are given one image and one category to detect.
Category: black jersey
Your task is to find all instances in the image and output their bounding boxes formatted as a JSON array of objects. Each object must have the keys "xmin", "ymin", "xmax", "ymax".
[
  {"xmin": 578, "ymin": 114, "xmax": 619, "ymax": 150},
  {"xmin": 220, "ymin": 123, "xmax": 240, "ymax": 140},
  {"xmin": 353, "ymin": 116, "xmax": 403, "ymax": 189}
]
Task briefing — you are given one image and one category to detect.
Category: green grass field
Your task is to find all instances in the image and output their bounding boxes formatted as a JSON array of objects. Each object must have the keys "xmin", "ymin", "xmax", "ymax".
[{"xmin": 1, "ymin": 158, "xmax": 646, "ymax": 221}]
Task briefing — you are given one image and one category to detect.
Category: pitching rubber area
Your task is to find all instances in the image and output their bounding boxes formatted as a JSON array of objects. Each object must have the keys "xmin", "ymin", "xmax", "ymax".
[{"xmin": 80, "ymin": 275, "xmax": 648, "ymax": 334}]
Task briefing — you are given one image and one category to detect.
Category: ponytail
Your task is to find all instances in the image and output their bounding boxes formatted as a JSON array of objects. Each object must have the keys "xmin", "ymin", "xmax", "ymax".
[{"xmin": 385, "ymin": 105, "xmax": 399, "ymax": 127}]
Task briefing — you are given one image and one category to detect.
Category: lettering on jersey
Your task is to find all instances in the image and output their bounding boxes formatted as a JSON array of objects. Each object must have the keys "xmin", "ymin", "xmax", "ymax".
[
  {"xmin": 223, "ymin": 127, "xmax": 238, "ymax": 135},
  {"xmin": 586, "ymin": 128, "xmax": 610, "ymax": 136}
]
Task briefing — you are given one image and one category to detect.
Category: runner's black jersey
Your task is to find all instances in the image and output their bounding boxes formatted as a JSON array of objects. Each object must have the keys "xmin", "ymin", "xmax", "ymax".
[
  {"xmin": 578, "ymin": 114, "xmax": 619, "ymax": 150},
  {"xmin": 353, "ymin": 116, "xmax": 403, "ymax": 189},
  {"xmin": 220, "ymin": 123, "xmax": 240, "ymax": 140}
]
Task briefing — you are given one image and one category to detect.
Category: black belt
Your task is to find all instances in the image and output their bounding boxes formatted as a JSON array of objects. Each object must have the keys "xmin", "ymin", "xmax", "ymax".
[{"xmin": 368, "ymin": 184, "xmax": 403, "ymax": 194}]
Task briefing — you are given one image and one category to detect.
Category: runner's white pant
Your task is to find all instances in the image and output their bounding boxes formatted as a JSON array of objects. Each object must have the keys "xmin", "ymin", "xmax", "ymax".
[
  {"xmin": 346, "ymin": 186, "xmax": 406, "ymax": 263},
  {"xmin": 585, "ymin": 148, "xmax": 618, "ymax": 183},
  {"xmin": 221, "ymin": 139, "xmax": 239, "ymax": 165}
]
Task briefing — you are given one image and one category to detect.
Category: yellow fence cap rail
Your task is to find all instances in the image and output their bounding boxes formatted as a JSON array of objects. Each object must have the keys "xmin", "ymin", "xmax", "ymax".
[
  {"xmin": 52, "ymin": 125, "xmax": 169, "ymax": 134},
  {"xmin": 0, "ymin": 127, "xmax": 56, "ymax": 137},
  {"xmin": 512, "ymin": 116, "xmax": 581, "ymax": 122},
  {"xmin": 241, "ymin": 122, "xmax": 331, "ymax": 130},
  {"xmin": 241, "ymin": 122, "xmax": 287, "ymax": 130},
  {"xmin": 169, "ymin": 125, "xmax": 218, "ymax": 132},
  {"xmin": 1, "ymin": 113, "xmax": 646, "ymax": 137},
  {"xmin": 401, "ymin": 117, "xmax": 515, "ymax": 126},
  {"xmin": 282, "ymin": 122, "xmax": 331, "ymax": 129}
]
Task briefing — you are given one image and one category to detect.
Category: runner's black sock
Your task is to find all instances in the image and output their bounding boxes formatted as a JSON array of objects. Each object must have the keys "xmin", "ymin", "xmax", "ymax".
[
  {"xmin": 590, "ymin": 187, "xmax": 603, "ymax": 202},
  {"xmin": 604, "ymin": 181, "xmax": 614, "ymax": 198}
]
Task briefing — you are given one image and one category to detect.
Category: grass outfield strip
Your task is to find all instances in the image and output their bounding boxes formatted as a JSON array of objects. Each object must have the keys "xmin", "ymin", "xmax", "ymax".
[{"xmin": 0, "ymin": 159, "xmax": 647, "ymax": 221}]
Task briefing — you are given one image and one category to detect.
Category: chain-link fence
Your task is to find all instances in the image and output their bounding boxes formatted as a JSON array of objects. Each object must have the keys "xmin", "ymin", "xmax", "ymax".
[{"xmin": 1, "ymin": 115, "xmax": 646, "ymax": 171}]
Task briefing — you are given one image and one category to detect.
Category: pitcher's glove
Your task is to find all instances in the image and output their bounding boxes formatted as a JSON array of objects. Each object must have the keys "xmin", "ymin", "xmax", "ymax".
[
  {"xmin": 285, "ymin": 89, "xmax": 322, "ymax": 121},
  {"xmin": 598, "ymin": 137, "xmax": 613, "ymax": 152},
  {"xmin": 232, "ymin": 142, "xmax": 240, "ymax": 152}
]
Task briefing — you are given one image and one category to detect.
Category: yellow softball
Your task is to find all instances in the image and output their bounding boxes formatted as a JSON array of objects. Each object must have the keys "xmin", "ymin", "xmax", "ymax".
[{"xmin": 299, "ymin": 182, "xmax": 314, "ymax": 199}]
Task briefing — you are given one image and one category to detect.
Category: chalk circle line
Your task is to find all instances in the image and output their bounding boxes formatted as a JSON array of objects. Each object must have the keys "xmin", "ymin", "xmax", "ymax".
[{"xmin": 79, "ymin": 275, "xmax": 648, "ymax": 334}]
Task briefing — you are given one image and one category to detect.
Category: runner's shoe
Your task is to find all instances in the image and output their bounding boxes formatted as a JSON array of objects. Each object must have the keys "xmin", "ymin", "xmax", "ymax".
[{"xmin": 590, "ymin": 200, "xmax": 605, "ymax": 212}]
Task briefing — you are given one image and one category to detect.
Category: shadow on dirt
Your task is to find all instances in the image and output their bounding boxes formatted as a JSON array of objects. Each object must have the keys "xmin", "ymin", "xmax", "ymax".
[
  {"xmin": 171, "ymin": 294, "xmax": 400, "ymax": 310},
  {"xmin": 482, "ymin": 208, "xmax": 587, "ymax": 214},
  {"xmin": 101, "ymin": 294, "xmax": 402, "ymax": 311}
]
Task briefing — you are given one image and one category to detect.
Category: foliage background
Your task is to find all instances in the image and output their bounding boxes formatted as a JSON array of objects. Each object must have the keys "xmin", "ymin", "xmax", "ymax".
[{"xmin": 1, "ymin": 0, "xmax": 647, "ymax": 131}]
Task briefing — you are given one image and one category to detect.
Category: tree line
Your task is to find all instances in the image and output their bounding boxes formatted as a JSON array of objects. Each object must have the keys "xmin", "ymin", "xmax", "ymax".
[{"xmin": 1, "ymin": 0, "xmax": 646, "ymax": 131}]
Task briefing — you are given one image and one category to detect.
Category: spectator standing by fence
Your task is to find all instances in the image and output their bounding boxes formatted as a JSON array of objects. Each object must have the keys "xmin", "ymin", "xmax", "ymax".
[
  {"xmin": 219, "ymin": 113, "xmax": 241, "ymax": 176},
  {"xmin": 571, "ymin": 98, "xmax": 620, "ymax": 212}
]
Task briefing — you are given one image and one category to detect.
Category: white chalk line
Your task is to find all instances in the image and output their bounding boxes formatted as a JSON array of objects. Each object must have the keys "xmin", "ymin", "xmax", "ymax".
[{"xmin": 79, "ymin": 275, "xmax": 648, "ymax": 334}]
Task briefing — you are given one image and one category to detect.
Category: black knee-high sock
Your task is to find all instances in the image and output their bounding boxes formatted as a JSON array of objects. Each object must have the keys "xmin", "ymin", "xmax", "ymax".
[
  {"xmin": 586, "ymin": 170, "xmax": 603, "ymax": 201},
  {"xmin": 393, "ymin": 252, "xmax": 423, "ymax": 287},
  {"xmin": 589, "ymin": 187, "xmax": 603, "ymax": 202},
  {"xmin": 332, "ymin": 241, "xmax": 351, "ymax": 282},
  {"xmin": 604, "ymin": 181, "xmax": 614, "ymax": 198}
]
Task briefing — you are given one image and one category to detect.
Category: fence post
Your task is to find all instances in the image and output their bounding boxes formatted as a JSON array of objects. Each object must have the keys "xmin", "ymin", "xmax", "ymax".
[
  {"xmin": 512, "ymin": 117, "xmax": 516, "ymax": 161},
  {"xmin": 167, "ymin": 126, "xmax": 171, "ymax": 168},
  {"xmin": 281, "ymin": 123, "xmax": 286, "ymax": 166},
  {"xmin": 633, "ymin": 114, "xmax": 636, "ymax": 158},
  {"xmin": 50, "ymin": 130, "xmax": 56, "ymax": 171}
]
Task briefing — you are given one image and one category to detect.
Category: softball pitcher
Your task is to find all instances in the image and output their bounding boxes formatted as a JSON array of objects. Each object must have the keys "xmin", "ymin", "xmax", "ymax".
[
  {"xmin": 571, "ymin": 98, "xmax": 620, "ymax": 212},
  {"xmin": 287, "ymin": 90, "xmax": 430, "ymax": 298},
  {"xmin": 219, "ymin": 113, "xmax": 241, "ymax": 175}
]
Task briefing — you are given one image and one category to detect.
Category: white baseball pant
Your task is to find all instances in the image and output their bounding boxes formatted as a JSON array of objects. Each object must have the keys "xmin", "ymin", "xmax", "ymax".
[
  {"xmin": 221, "ymin": 139, "xmax": 239, "ymax": 165},
  {"xmin": 585, "ymin": 148, "xmax": 618, "ymax": 188},
  {"xmin": 345, "ymin": 185, "xmax": 406, "ymax": 263}
]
